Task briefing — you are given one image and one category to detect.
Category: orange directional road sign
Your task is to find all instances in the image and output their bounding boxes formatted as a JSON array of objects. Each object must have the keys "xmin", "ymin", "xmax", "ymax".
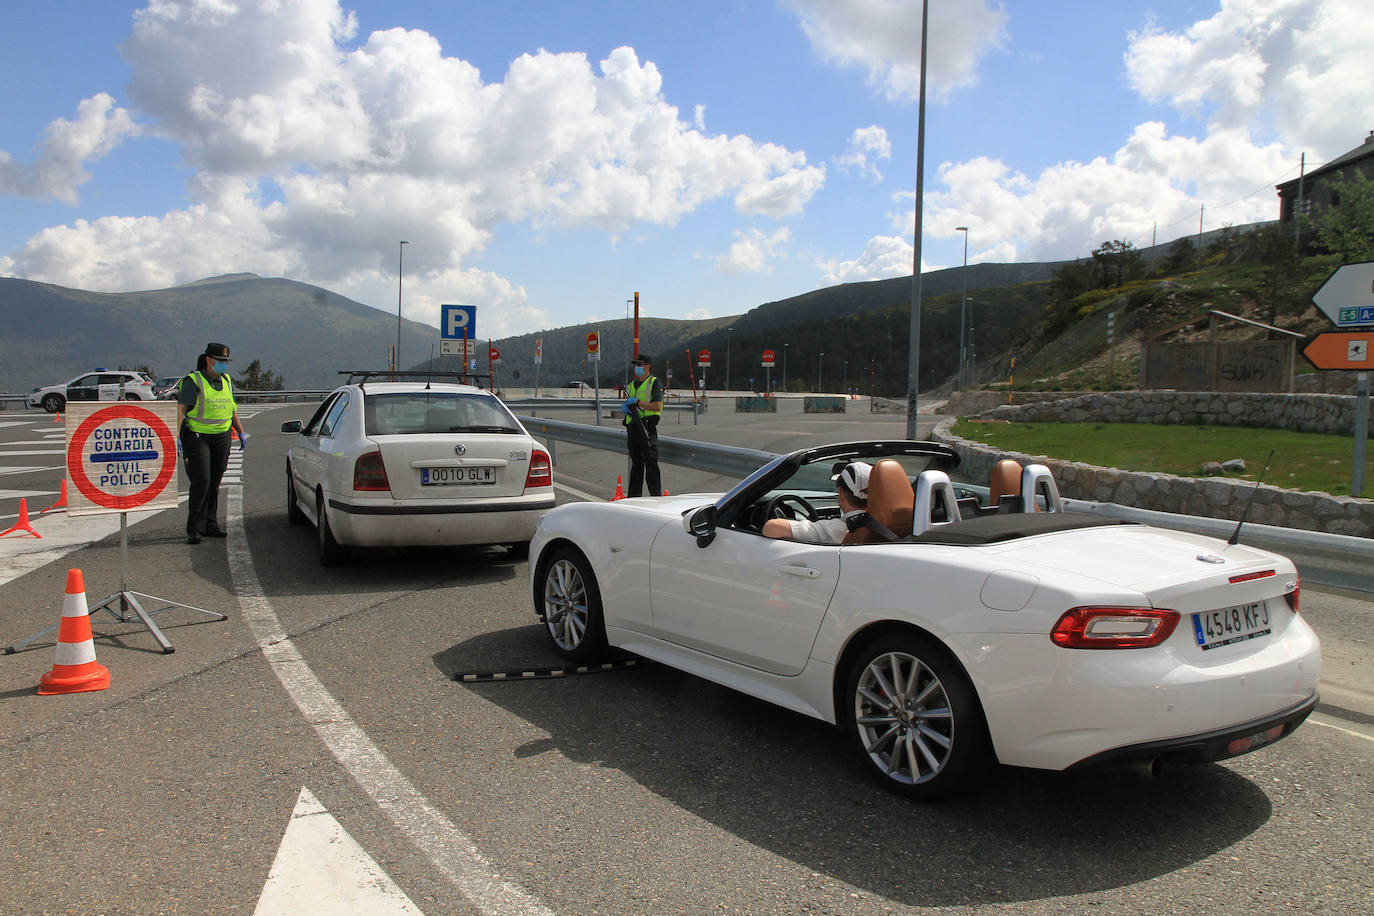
[{"xmin": 1302, "ymin": 331, "xmax": 1371, "ymax": 370}]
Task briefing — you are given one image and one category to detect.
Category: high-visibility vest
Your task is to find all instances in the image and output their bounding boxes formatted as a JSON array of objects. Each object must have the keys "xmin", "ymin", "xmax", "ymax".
[
  {"xmin": 622, "ymin": 374, "xmax": 663, "ymax": 426},
  {"xmin": 184, "ymin": 371, "xmax": 236, "ymax": 433}
]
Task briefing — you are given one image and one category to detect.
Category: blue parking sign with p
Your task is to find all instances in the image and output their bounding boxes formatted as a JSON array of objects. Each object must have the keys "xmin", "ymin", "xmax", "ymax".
[{"xmin": 442, "ymin": 304, "xmax": 477, "ymax": 339}]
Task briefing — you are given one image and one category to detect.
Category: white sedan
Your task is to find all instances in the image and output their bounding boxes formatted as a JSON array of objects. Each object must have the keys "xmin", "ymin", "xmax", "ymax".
[
  {"xmin": 529, "ymin": 440, "xmax": 1320, "ymax": 799},
  {"xmin": 282, "ymin": 378, "xmax": 554, "ymax": 565}
]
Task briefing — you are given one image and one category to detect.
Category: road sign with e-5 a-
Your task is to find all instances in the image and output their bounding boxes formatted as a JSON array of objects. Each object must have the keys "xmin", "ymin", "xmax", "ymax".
[
  {"xmin": 1302, "ymin": 331, "xmax": 1371, "ymax": 370},
  {"xmin": 1311, "ymin": 261, "xmax": 1374, "ymax": 328},
  {"xmin": 697, "ymin": 349, "xmax": 711, "ymax": 367},
  {"xmin": 65, "ymin": 401, "xmax": 180, "ymax": 517},
  {"xmin": 761, "ymin": 349, "xmax": 775, "ymax": 367},
  {"xmin": 441, "ymin": 304, "xmax": 477, "ymax": 339}
]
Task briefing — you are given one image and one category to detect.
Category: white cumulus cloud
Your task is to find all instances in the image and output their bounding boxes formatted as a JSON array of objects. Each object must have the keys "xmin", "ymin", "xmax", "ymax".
[
  {"xmin": 5, "ymin": 0, "xmax": 826, "ymax": 338},
  {"xmin": 714, "ymin": 227, "xmax": 792, "ymax": 275},
  {"xmin": 785, "ymin": 0, "xmax": 1008, "ymax": 102},
  {"xmin": 0, "ymin": 94, "xmax": 138, "ymax": 204},
  {"xmin": 835, "ymin": 125, "xmax": 891, "ymax": 181}
]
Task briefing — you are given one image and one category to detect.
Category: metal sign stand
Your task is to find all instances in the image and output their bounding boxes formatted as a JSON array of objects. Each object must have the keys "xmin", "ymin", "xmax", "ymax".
[{"xmin": 6, "ymin": 512, "xmax": 226, "ymax": 655}]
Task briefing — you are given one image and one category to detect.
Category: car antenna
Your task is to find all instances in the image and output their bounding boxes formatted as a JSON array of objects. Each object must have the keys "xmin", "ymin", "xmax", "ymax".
[{"xmin": 1227, "ymin": 449, "xmax": 1274, "ymax": 546}]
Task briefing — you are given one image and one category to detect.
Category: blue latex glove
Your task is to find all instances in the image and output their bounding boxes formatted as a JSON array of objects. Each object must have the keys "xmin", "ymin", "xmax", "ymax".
[
  {"xmin": 625, "ymin": 396, "xmax": 639, "ymax": 407},
  {"xmin": 237, "ymin": 432, "xmax": 247, "ymax": 451},
  {"xmin": 621, "ymin": 397, "xmax": 638, "ymax": 414}
]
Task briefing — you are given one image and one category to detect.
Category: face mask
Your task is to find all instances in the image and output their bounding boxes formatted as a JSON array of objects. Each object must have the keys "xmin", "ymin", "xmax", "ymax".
[
  {"xmin": 634, "ymin": 367, "xmax": 646, "ymax": 379},
  {"xmin": 214, "ymin": 360, "xmax": 229, "ymax": 374}
]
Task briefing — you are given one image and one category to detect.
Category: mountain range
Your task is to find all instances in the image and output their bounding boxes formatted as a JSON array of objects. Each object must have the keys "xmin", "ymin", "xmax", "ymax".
[{"xmin": 0, "ymin": 259, "xmax": 1071, "ymax": 396}]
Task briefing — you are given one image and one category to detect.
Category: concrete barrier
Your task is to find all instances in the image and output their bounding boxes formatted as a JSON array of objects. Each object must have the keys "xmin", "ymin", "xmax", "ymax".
[
  {"xmin": 735, "ymin": 397, "xmax": 776, "ymax": 413},
  {"xmin": 804, "ymin": 397, "xmax": 847, "ymax": 414}
]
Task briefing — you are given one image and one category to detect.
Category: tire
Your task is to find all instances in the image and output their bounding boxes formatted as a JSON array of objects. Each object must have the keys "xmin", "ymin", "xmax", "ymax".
[
  {"xmin": 538, "ymin": 547, "xmax": 607, "ymax": 662},
  {"xmin": 41, "ymin": 393, "xmax": 64, "ymax": 413},
  {"xmin": 843, "ymin": 633, "xmax": 991, "ymax": 800},
  {"xmin": 285, "ymin": 466, "xmax": 306, "ymax": 525},
  {"xmin": 316, "ymin": 492, "xmax": 348, "ymax": 566}
]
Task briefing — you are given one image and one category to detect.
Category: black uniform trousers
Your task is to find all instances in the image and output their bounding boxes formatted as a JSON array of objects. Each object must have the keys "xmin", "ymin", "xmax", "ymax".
[
  {"xmin": 626, "ymin": 415, "xmax": 661, "ymax": 498},
  {"xmin": 181, "ymin": 428, "xmax": 232, "ymax": 536}
]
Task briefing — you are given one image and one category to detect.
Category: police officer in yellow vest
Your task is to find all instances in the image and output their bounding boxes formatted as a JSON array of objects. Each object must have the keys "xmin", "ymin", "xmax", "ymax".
[
  {"xmin": 620, "ymin": 354, "xmax": 664, "ymax": 497},
  {"xmin": 177, "ymin": 342, "xmax": 245, "ymax": 544}
]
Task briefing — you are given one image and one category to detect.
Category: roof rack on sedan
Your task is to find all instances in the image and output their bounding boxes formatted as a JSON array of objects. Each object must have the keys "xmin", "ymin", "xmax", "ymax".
[{"xmin": 340, "ymin": 370, "xmax": 487, "ymax": 387}]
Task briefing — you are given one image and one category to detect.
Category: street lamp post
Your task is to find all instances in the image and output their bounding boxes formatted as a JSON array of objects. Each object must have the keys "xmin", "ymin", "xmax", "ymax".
[
  {"xmin": 396, "ymin": 240, "xmax": 408, "ymax": 373},
  {"xmin": 782, "ymin": 343, "xmax": 789, "ymax": 392},
  {"xmin": 843, "ymin": 359, "xmax": 848, "ymax": 395},
  {"xmin": 955, "ymin": 226, "xmax": 968, "ymax": 389},
  {"xmin": 818, "ymin": 351, "xmax": 824, "ymax": 393}
]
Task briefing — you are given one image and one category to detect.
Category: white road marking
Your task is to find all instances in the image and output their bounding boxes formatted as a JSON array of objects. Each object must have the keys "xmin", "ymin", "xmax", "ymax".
[
  {"xmin": 0, "ymin": 488, "xmax": 55, "ymax": 500},
  {"xmin": 227, "ymin": 488, "xmax": 554, "ymax": 916},
  {"xmin": 255, "ymin": 787, "xmax": 424, "ymax": 915},
  {"xmin": 1309, "ymin": 713, "xmax": 1374, "ymax": 743},
  {"xmin": 0, "ymin": 504, "xmax": 175, "ymax": 587},
  {"xmin": 552, "ymin": 480, "xmax": 603, "ymax": 503},
  {"xmin": 0, "ymin": 449, "xmax": 65, "ymax": 456},
  {"xmin": 0, "ymin": 466, "xmax": 63, "ymax": 476}
]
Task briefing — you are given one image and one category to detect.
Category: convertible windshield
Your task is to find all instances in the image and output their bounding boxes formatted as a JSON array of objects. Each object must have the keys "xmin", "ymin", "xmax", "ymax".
[
  {"xmin": 364, "ymin": 391, "xmax": 521, "ymax": 435},
  {"xmin": 787, "ymin": 452, "xmax": 954, "ymax": 493}
]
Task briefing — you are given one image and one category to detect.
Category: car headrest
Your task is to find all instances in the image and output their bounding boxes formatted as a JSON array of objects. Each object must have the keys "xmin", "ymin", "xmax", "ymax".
[
  {"xmin": 988, "ymin": 458, "xmax": 1023, "ymax": 505},
  {"xmin": 842, "ymin": 459, "xmax": 913, "ymax": 545}
]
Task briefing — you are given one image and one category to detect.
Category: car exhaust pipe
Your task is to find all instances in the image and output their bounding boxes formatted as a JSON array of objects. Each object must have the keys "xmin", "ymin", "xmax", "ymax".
[{"xmin": 1126, "ymin": 757, "xmax": 1162, "ymax": 779}]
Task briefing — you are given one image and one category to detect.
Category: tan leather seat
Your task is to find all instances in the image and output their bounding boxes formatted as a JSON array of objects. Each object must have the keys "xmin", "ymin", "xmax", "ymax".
[
  {"xmin": 988, "ymin": 459, "xmax": 1023, "ymax": 507},
  {"xmin": 841, "ymin": 459, "xmax": 913, "ymax": 545}
]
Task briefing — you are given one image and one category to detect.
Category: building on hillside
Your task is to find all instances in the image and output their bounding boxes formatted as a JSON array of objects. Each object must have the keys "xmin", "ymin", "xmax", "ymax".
[{"xmin": 1275, "ymin": 130, "xmax": 1374, "ymax": 240}]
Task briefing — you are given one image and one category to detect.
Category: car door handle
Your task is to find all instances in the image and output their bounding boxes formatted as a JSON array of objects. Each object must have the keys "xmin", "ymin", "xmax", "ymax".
[{"xmin": 779, "ymin": 565, "xmax": 821, "ymax": 579}]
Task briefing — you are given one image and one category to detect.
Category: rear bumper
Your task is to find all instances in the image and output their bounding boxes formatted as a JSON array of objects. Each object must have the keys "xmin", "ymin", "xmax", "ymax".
[
  {"xmin": 327, "ymin": 493, "xmax": 556, "ymax": 547},
  {"xmin": 1066, "ymin": 692, "xmax": 1318, "ymax": 771}
]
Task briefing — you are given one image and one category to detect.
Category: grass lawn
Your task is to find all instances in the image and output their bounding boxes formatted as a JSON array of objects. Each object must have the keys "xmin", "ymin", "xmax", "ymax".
[{"xmin": 951, "ymin": 420, "xmax": 1373, "ymax": 497}]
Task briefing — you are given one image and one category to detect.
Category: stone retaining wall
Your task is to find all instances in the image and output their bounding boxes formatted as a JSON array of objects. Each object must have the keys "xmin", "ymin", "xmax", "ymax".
[
  {"xmin": 970, "ymin": 390, "xmax": 1367, "ymax": 437},
  {"xmin": 933, "ymin": 418, "xmax": 1374, "ymax": 537}
]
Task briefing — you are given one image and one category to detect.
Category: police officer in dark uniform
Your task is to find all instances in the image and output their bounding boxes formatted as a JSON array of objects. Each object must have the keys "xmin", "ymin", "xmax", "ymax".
[
  {"xmin": 621, "ymin": 354, "xmax": 664, "ymax": 498},
  {"xmin": 177, "ymin": 342, "xmax": 245, "ymax": 543}
]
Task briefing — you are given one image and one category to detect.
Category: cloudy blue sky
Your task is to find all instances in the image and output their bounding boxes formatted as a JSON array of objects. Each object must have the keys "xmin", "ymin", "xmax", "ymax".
[{"xmin": 2, "ymin": 0, "xmax": 1371, "ymax": 339}]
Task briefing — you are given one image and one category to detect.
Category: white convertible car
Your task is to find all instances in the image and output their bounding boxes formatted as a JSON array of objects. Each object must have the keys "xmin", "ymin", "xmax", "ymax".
[{"xmin": 529, "ymin": 440, "xmax": 1321, "ymax": 799}]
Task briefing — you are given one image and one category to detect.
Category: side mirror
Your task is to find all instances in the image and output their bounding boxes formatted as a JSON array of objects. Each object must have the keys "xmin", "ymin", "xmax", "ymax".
[
  {"xmin": 682, "ymin": 505, "xmax": 717, "ymax": 548},
  {"xmin": 281, "ymin": 420, "xmax": 303, "ymax": 433}
]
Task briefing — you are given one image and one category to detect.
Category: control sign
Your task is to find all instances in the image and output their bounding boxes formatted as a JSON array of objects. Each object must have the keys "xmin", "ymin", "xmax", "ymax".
[
  {"xmin": 65, "ymin": 402, "xmax": 180, "ymax": 517},
  {"xmin": 762, "ymin": 349, "xmax": 776, "ymax": 367},
  {"xmin": 697, "ymin": 349, "xmax": 712, "ymax": 368},
  {"xmin": 489, "ymin": 347, "xmax": 501, "ymax": 363},
  {"xmin": 586, "ymin": 331, "xmax": 601, "ymax": 362}
]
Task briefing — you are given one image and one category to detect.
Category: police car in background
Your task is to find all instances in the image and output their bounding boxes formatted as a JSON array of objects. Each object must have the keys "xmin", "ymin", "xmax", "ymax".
[{"xmin": 28, "ymin": 369, "xmax": 157, "ymax": 412}]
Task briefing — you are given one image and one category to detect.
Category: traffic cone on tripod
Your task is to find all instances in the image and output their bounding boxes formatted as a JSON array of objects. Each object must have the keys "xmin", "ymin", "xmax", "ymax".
[
  {"xmin": 41, "ymin": 480, "xmax": 68, "ymax": 513},
  {"xmin": 53, "ymin": 410, "xmax": 62, "ymax": 423},
  {"xmin": 38, "ymin": 570, "xmax": 110, "ymax": 695},
  {"xmin": 611, "ymin": 476, "xmax": 625, "ymax": 501},
  {"xmin": 0, "ymin": 498, "xmax": 41, "ymax": 539}
]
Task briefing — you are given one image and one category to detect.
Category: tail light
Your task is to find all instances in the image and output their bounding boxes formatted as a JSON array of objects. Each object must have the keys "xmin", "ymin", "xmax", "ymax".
[
  {"xmin": 524, "ymin": 449, "xmax": 552, "ymax": 489},
  {"xmin": 353, "ymin": 451, "xmax": 390, "ymax": 491},
  {"xmin": 1283, "ymin": 575, "xmax": 1301, "ymax": 614},
  {"xmin": 1051, "ymin": 607, "xmax": 1180, "ymax": 649}
]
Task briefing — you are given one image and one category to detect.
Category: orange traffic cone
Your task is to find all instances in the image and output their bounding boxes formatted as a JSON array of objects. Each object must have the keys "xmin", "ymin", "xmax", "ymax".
[
  {"xmin": 0, "ymin": 498, "xmax": 41, "ymax": 539},
  {"xmin": 38, "ymin": 570, "xmax": 110, "ymax": 695},
  {"xmin": 53, "ymin": 410, "xmax": 62, "ymax": 423},
  {"xmin": 611, "ymin": 476, "xmax": 625, "ymax": 501},
  {"xmin": 41, "ymin": 480, "xmax": 68, "ymax": 513},
  {"xmin": 663, "ymin": 488, "xmax": 669, "ymax": 496}
]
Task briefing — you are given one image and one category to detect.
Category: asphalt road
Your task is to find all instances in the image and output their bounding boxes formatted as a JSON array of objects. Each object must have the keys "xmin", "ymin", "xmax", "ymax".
[{"xmin": 1, "ymin": 400, "xmax": 1372, "ymax": 915}]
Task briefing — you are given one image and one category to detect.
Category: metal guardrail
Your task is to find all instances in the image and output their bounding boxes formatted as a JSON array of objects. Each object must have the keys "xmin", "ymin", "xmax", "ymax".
[
  {"xmin": 516, "ymin": 415, "xmax": 769, "ymax": 478},
  {"xmin": 516, "ymin": 413, "xmax": 1372, "ymax": 593}
]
